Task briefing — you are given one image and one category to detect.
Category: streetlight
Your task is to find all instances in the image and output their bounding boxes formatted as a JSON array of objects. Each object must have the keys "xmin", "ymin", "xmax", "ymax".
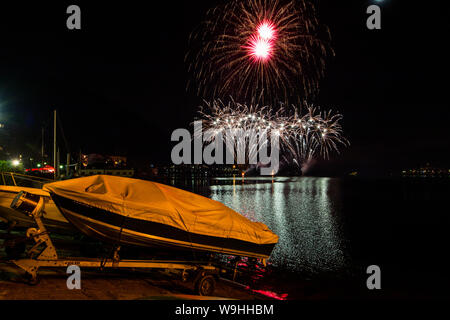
[{"xmin": 11, "ymin": 159, "xmax": 20, "ymax": 167}]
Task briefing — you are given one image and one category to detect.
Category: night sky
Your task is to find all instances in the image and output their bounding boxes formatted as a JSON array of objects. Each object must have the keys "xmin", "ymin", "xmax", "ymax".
[{"xmin": 0, "ymin": 1, "xmax": 448, "ymax": 176}]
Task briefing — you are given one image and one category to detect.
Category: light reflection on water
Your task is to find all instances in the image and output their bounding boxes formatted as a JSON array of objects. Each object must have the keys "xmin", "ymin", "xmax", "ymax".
[{"xmin": 208, "ymin": 177, "xmax": 350, "ymax": 274}]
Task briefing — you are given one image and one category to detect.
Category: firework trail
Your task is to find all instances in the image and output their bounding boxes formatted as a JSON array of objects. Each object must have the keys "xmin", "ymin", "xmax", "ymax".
[
  {"xmin": 197, "ymin": 99, "xmax": 349, "ymax": 171},
  {"xmin": 187, "ymin": 0, "xmax": 334, "ymax": 105}
]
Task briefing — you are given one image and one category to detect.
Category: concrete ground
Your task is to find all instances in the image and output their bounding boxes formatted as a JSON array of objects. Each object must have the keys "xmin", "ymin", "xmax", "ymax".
[
  {"xmin": 0, "ymin": 260, "xmax": 265, "ymax": 300},
  {"xmin": 0, "ymin": 228, "xmax": 277, "ymax": 300}
]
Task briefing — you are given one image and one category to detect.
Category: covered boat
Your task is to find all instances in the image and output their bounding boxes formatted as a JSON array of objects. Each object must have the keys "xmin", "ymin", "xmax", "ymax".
[
  {"xmin": 0, "ymin": 185, "xmax": 72, "ymax": 233},
  {"xmin": 43, "ymin": 175, "xmax": 278, "ymax": 258}
]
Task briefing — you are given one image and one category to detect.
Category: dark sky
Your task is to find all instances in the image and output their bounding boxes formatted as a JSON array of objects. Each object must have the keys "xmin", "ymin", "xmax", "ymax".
[{"xmin": 0, "ymin": 1, "xmax": 448, "ymax": 175}]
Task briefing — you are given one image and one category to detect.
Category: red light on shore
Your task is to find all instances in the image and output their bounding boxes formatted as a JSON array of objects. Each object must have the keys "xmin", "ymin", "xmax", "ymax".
[{"xmin": 26, "ymin": 165, "xmax": 55, "ymax": 173}]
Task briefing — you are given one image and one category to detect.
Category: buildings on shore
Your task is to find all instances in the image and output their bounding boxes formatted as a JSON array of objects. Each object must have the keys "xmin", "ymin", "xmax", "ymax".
[
  {"xmin": 157, "ymin": 164, "xmax": 247, "ymax": 180},
  {"xmin": 21, "ymin": 154, "xmax": 135, "ymax": 179},
  {"xmin": 16, "ymin": 150, "xmax": 449, "ymax": 180},
  {"xmin": 401, "ymin": 163, "xmax": 449, "ymax": 179},
  {"xmin": 21, "ymin": 153, "xmax": 250, "ymax": 180},
  {"xmin": 78, "ymin": 154, "xmax": 134, "ymax": 178},
  {"xmin": 78, "ymin": 168, "xmax": 135, "ymax": 178}
]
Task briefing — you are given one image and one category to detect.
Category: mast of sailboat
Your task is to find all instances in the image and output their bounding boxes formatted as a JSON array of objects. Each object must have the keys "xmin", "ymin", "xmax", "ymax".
[
  {"xmin": 53, "ymin": 109, "xmax": 57, "ymax": 179},
  {"xmin": 41, "ymin": 127, "xmax": 45, "ymax": 163}
]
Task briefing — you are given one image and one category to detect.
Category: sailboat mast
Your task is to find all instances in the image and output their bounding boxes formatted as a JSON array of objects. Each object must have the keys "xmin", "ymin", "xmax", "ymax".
[
  {"xmin": 53, "ymin": 109, "xmax": 57, "ymax": 179},
  {"xmin": 41, "ymin": 127, "xmax": 45, "ymax": 162}
]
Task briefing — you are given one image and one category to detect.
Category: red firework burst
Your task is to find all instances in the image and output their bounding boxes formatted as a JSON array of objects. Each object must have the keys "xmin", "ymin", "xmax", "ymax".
[
  {"xmin": 247, "ymin": 35, "xmax": 274, "ymax": 61},
  {"xmin": 257, "ymin": 21, "xmax": 277, "ymax": 41},
  {"xmin": 187, "ymin": 0, "xmax": 334, "ymax": 104},
  {"xmin": 246, "ymin": 21, "xmax": 277, "ymax": 61}
]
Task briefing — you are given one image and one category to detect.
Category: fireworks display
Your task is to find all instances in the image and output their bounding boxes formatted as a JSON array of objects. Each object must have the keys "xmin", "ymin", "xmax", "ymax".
[
  {"xmin": 284, "ymin": 105, "xmax": 349, "ymax": 168},
  {"xmin": 187, "ymin": 0, "xmax": 334, "ymax": 104},
  {"xmin": 247, "ymin": 21, "xmax": 277, "ymax": 61},
  {"xmin": 187, "ymin": 0, "xmax": 347, "ymax": 172},
  {"xmin": 197, "ymin": 99, "xmax": 349, "ymax": 171}
]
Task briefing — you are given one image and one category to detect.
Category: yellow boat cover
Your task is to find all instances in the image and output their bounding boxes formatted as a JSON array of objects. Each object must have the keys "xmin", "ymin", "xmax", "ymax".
[{"xmin": 43, "ymin": 175, "xmax": 278, "ymax": 246}]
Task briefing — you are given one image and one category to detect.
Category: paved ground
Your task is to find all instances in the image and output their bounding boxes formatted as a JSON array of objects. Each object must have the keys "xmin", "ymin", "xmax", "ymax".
[
  {"xmin": 0, "ymin": 233, "xmax": 270, "ymax": 300},
  {"xmin": 0, "ymin": 261, "xmax": 264, "ymax": 300}
]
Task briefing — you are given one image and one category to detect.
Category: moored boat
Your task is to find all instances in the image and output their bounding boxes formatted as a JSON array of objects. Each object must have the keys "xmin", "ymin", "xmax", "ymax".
[
  {"xmin": 43, "ymin": 175, "xmax": 279, "ymax": 259},
  {"xmin": 0, "ymin": 185, "xmax": 72, "ymax": 233}
]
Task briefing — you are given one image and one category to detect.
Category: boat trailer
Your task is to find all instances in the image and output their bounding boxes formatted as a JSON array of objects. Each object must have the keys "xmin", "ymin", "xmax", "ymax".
[{"xmin": 7, "ymin": 191, "xmax": 223, "ymax": 296}]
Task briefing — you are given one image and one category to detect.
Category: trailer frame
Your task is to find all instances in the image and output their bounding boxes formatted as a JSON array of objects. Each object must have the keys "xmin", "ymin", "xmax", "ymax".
[{"xmin": 9, "ymin": 191, "xmax": 222, "ymax": 296}]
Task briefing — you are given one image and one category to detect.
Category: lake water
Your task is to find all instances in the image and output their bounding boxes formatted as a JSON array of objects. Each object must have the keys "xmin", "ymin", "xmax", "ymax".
[
  {"xmin": 175, "ymin": 176, "xmax": 450, "ymax": 293},
  {"xmin": 208, "ymin": 178, "xmax": 350, "ymax": 274}
]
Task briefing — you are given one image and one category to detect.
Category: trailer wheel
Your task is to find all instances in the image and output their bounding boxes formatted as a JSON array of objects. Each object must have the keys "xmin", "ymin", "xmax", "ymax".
[{"xmin": 195, "ymin": 275, "xmax": 216, "ymax": 296}]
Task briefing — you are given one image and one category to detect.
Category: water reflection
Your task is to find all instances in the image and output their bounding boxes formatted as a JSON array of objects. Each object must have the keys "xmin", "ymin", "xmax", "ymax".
[{"xmin": 208, "ymin": 177, "xmax": 350, "ymax": 274}]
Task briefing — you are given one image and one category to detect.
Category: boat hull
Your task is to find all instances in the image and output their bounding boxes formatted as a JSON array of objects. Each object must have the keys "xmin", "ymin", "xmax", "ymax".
[
  {"xmin": 0, "ymin": 186, "xmax": 74, "ymax": 234},
  {"xmin": 51, "ymin": 193, "xmax": 276, "ymax": 259}
]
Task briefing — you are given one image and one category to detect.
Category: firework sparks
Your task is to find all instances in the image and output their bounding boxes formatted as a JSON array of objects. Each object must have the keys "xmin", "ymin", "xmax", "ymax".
[
  {"xmin": 187, "ymin": 0, "xmax": 334, "ymax": 104},
  {"xmin": 197, "ymin": 99, "xmax": 349, "ymax": 171},
  {"xmin": 285, "ymin": 105, "xmax": 349, "ymax": 169},
  {"xmin": 257, "ymin": 21, "xmax": 276, "ymax": 40},
  {"xmin": 248, "ymin": 36, "xmax": 274, "ymax": 61}
]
